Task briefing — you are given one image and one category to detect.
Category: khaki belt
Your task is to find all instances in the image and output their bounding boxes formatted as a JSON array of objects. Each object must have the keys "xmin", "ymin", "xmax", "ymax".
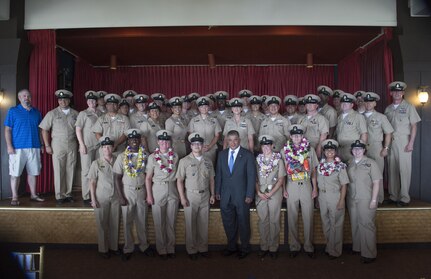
[{"xmin": 187, "ymin": 189, "xmax": 206, "ymax": 194}]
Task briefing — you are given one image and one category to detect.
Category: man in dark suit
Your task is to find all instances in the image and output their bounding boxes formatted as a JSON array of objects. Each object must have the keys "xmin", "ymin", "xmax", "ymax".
[{"xmin": 215, "ymin": 130, "xmax": 257, "ymax": 259}]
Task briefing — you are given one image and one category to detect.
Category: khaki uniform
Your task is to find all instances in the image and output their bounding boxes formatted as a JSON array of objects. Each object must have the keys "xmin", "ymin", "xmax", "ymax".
[
  {"xmin": 284, "ymin": 113, "xmax": 301, "ymax": 125},
  {"xmin": 188, "ymin": 115, "xmax": 221, "ymax": 164},
  {"xmin": 92, "ymin": 113, "xmax": 131, "ymax": 155},
  {"xmin": 223, "ymin": 116, "xmax": 255, "ymax": 150},
  {"xmin": 259, "ymin": 115, "xmax": 291, "ymax": 151},
  {"xmin": 319, "ymin": 104, "xmax": 338, "ymax": 129},
  {"xmin": 364, "ymin": 111, "xmax": 394, "ymax": 203},
  {"xmin": 282, "ymin": 146, "xmax": 319, "ymax": 253},
  {"xmin": 39, "ymin": 107, "xmax": 78, "ymax": 200},
  {"xmin": 76, "ymin": 108, "xmax": 102, "ymax": 200},
  {"xmin": 113, "ymin": 153, "xmax": 149, "ymax": 254},
  {"xmin": 212, "ymin": 110, "xmax": 232, "ymax": 129},
  {"xmin": 298, "ymin": 114, "xmax": 329, "ymax": 149},
  {"xmin": 129, "ymin": 112, "xmax": 148, "ymax": 129},
  {"xmin": 384, "ymin": 100, "xmax": 421, "ymax": 203},
  {"xmin": 255, "ymin": 155, "xmax": 286, "ymax": 252},
  {"xmin": 317, "ymin": 162, "xmax": 350, "ymax": 257},
  {"xmin": 176, "ymin": 154, "xmax": 215, "ymax": 254},
  {"xmin": 165, "ymin": 116, "xmax": 188, "ymax": 159},
  {"xmin": 347, "ymin": 156, "xmax": 382, "ymax": 259},
  {"xmin": 146, "ymin": 152, "xmax": 179, "ymax": 255},
  {"xmin": 87, "ymin": 156, "xmax": 120, "ymax": 253},
  {"xmin": 246, "ymin": 112, "xmax": 267, "ymax": 152},
  {"xmin": 336, "ymin": 111, "xmax": 367, "ymax": 162},
  {"xmin": 140, "ymin": 118, "xmax": 164, "ymax": 153}
]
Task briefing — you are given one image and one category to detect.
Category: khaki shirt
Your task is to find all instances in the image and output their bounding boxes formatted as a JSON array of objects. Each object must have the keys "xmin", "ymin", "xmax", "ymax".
[
  {"xmin": 364, "ymin": 111, "xmax": 394, "ymax": 143},
  {"xmin": 92, "ymin": 113, "xmax": 131, "ymax": 142},
  {"xmin": 76, "ymin": 108, "xmax": 102, "ymax": 149},
  {"xmin": 319, "ymin": 104, "xmax": 338, "ymax": 128},
  {"xmin": 298, "ymin": 113, "xmax": 329, "ymax": 148},
  {"xmin": 129, "ymin": 112, "xmax": 148, "ymax": 129},
  {"xmin": 88, "ymin": 156, "xmax": 117, "ymax": 198},
  {"xmin": 281, "ymin": 145, "xmax": 319, "ymax": 182},
  {"xmin": 188, "ymin": 115, "xmax": 222, "ymax": 146},
  {"xmin": 145, "ymin": 151, "xmax": 179, "ymax": 183},
  {"xmin": 384, "ymin": 100, "xmax": 421, "ymax": 137},
  {"xmin": 336, "ymin": 110, "xmax": 367, "ymax": 146},
  {"xmin": 246, "ymin": 111, "xmax": 266, "ymax": 135},
  {"xmin": 39, "ymin": 107, "xmax": 78, "ymax": 141},
  {"xmin": 165, "ymin": 115, "xmax": 188, "ymax": 144},
  {"xmin": 212, "ymin": 110, "xmax": 233, "ymax": 129},
  {"xmin": 284, "ymin": 113, "xmax": 301, "ymax": 125},
  {"xmin": 140, "ymin": 118, "xmax": 164, "ymax": 152},
  {"xmin": 256, "ymin": 153, "xmax": 287, "ymax": 193},
  {"xmin": 223, "ymin": 116, "xmax": 255, "ymax": 149},
  {"xmin": 347, "ymin": 156, "xmax": 382, "ymax": 200},
  {"xmin": 113, "ymin": 152, "xmax": 146, "ymax": 186},
  {"xmin": 317, "ymin": 161, "xmax": 350, "ymax": 193},
  {"xmin": 176, "ymin": 153, "xmax": 214, "ymax": 191},
  {"xmin": 259, "ymin": 114, "xmax": 291, "ymax": 151}
]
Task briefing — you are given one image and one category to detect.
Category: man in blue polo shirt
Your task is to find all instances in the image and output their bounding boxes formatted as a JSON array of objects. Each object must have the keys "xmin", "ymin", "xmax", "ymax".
[{"xmin": 4, "ymin": 89, "xmax": 45, "ymax": 206}]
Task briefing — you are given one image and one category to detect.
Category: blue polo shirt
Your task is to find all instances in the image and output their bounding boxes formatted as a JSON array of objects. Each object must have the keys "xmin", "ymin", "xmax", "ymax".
[{"xmin": 4, "ymin": 104, "xmax": 43, "ymax": 149}]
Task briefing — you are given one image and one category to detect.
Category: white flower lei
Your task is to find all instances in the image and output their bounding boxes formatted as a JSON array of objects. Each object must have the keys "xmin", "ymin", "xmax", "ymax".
[
  {"xmin": 154, "ymin": 148, "xmax": 175, "ymax": 173},
  {"xmin": 257, "ymin": 152, "xmax": 281, "ymax": 178}
]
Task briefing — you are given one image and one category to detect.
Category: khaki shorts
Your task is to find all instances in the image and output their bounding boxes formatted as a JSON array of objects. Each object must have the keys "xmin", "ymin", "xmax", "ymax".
[{"xmin": 9, "ymin": 148, "xmax": 41, "ymax": 177}]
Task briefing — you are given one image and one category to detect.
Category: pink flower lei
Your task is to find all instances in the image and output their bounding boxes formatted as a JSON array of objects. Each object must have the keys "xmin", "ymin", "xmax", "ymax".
[
  {"xmin": 283, "ymin": 138, "xmax": 310, "ymax": 165},
  {"xmin": 257, "ymin": 152, "xmax": 281, "ymax": 178},
  {"xmin": 317, "ymin": 157, "xmax": 346, "ymax": 176},
  {"xmin": 154, "ymin": 148, "xmax": 175, "ymax": 173}
]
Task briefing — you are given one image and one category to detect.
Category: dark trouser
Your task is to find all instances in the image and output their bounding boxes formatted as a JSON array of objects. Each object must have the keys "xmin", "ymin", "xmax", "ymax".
[{"xmin": 220, "ymin": 198, "xmax": 251, "ymax": 253}]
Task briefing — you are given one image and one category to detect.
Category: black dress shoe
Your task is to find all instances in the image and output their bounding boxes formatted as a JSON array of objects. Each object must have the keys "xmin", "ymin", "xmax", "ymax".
[
  {"xmin": 142, "ymin": 247, "xmax": 155, "ymax": 257},
  {"xmin": 121, "ymin": 252, "xmax": 132, "ymax": 261},
  {"xmin": 361, "ymin": 256, "xmax": 376, "ymax": 264},
  {"xmin": 269, "ymin": 251, "xmax": 278, "ymax": 260},
  {"xmin": 56, "ymin": 198, "xmax": 65, "ymax": 205},
  {"xmin": 222, "ymin": 249, "xmax": 237, "ymax": 257},
  {"xmin": 258, "ymin": 250, "xmax": 268, "ymax": 258},
  {"xmin": 199, "ymin": 252, "xmax": 210, "ymax": 258},
  {"xmin": 383, "ymin": 199, "xmax": 397, "ymax": 205},
  {"xmin": 83, "ymin": 199, "xmax": 92, "ymax": 206},
  {"xmin": 167, "ymin": 253, "xmax": 176, "ymax": 259},
  {"xmin": 159, "ymin": 254, "xmax": 168, "ymax": 260},
  {"xmin": 99, "ymin": 252, "xmax": 111, "ymax": 259},
  {"xmin": 109, "ymin": 249, "xmax": 122, "ymax": 256},
  {"xmin": 289, "ymin": 251, "xmax": 299, "ymax": 258},
  {"xmin": 237, "ymin": 251, "xmax": 248, "ymax": 259},
  {"xmin": 64, "ymin": 197, "xmax": 75, "ymax": 203},
  {"xmin": 397, "ymin": 201, "xmax": 409, "ymax": 207},
  {"xmin": 307, "ymin": 252, "xmax": 316, "ymax": 259},
  {"xmin": 189, "ymin": 253, "xmax": 198, "ymax": 260}
]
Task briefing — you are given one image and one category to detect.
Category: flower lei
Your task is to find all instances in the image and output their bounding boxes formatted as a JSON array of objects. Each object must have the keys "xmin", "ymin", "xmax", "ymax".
[
  {"xmin": 257, "ymin": 152, "xmax": 281, "ymax": 178},
  {"xmin": 154, "ymin": 148, "xmax": 175, "ymax": 173},
  {"xmin": 123, "ymin": 146, "xmax": 146, "ymax": 177},
  {"xmin": 318, "ymin": 157, "xmax": 346, "ymax": 176},
  {"xmin": 283, "ymin": 138, "xmax": 310, "ymax": 165}
]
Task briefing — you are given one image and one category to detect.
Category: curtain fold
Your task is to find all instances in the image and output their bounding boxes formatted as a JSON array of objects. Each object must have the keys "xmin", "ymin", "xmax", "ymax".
[
  {"xmin": 73, "ymin": 64, "xmax": 335, "ymax": 111},
  {"xmin": 28, "ymin": 30, "xmax": 57, "ymax": 194}
]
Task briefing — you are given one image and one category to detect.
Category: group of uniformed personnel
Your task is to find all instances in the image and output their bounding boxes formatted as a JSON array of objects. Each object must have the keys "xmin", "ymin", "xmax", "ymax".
[{"xmin": 37, "ymin": 81, "xmax": 420, "ymax": 262}]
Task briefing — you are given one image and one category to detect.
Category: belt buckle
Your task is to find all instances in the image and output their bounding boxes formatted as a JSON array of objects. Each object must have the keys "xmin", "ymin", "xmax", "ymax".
[{"xmin": 198, "ymin": 190, "xmax": 204, "ymax": 193}]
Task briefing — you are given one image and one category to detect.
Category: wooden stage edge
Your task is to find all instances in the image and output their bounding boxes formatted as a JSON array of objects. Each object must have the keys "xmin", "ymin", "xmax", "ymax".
[{"xmin": 1, "ymin": 195, "xmax": 431, "ymax": 245}]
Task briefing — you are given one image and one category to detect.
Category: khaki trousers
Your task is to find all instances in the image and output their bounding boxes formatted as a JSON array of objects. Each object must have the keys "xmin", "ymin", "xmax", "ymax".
[
  {"xmin": 388, "ymin": 135, "xmax": 412, "ymax": 203},
  {"xmin": 52, "ymin": 139, "xmax": 77, "ymax": 200},
  {"xmin": 94, "ymin": 192, "xmax": 120, "ymax": 253},
  {"xmin": 347, "ymin": 198, "xmax": 377, "ymax": 258},
  {"xmin": 256, "ymin": 188, "xmax": 283, "ymax": 252},
  {"xmin": 286, "ymin": 180, "xmax": 314, "ymax": 252},
  {"xmin": 80, "ymin": 146, "xmax": 98, "ymax": 200},
  {"xmin": 367, "ymin": 142, "xmax": 385, "ymax": 203}
]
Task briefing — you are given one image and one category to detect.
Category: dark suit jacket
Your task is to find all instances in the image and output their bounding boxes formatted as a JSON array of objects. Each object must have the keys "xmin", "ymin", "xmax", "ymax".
[{"xmin": 215, "ymin": 147, "xmax": 256, "ymax": 207}]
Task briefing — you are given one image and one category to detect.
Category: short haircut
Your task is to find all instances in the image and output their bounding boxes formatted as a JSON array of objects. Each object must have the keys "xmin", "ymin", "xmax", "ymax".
[{"xmin": 227, "ymin": 130, "xmax": 240, "ymax": 138}]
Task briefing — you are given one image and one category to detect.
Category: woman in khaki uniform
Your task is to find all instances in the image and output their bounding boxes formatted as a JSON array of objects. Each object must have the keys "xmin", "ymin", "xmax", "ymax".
[
  {"xmin": 347, "ymin": 140, "xmax": 381, "ymax": 264},
  {"xmin": 246, "ymin": 96, "xmax": 266, "ymax": 154},
  {"xmin": 176, "ymin": 133, "xmax": 215, "ymax": 260},
  {"xmin": 145, "ymin": 130, "xmax": 179, "ymax": 259},
  {"xmin": 223, "ymin": 98, "xmax": 255, "ymax": 152},
  {"xmin": 317, "ymin": 139, "xmax": 349, "ymax": 259},
  {"xmin": 255, "ymin": 135, "xmax": 286, "ymax": 259},
  {"xmin": 140, "ymin": 102, "xmax": 164, "ymax": 153},
  {"xmin": 88, "ymin": 136, "xmax": 120, "ymax": 259},
  {"xmin": 114, "ymin": 129, "xmax": 155, "ymax": 261},
  {"xmin": 188, "ymin": 97, "xmax": 221, "ymax": 165},
  {"xmin": 165, "ymin": 97, "xmax": 188, "ymax": 159},
  {"xmin": 76, "ymin": 90, "xmax": 103, "ymax": 204}
]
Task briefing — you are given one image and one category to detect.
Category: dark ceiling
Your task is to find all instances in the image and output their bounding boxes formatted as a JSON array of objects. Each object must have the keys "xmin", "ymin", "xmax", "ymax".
[{"xmin": 56, "ymin": 26, "xmax": 382, "ymax": 67}]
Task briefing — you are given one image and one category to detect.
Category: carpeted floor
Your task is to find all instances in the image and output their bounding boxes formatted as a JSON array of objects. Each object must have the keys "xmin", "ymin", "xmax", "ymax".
[{"xmin": 2, "ymin": 244, "xmax": 431, "ymax": 279}]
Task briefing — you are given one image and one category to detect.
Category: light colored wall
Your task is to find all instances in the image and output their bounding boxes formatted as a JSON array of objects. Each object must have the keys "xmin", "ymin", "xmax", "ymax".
[{"xmin": 24, "ymin": 0, "xmax": 397, "ymax": 30}]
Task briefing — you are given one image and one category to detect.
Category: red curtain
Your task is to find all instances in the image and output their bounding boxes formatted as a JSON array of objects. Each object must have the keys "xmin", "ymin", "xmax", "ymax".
[
  {"xmin": 28, "ymin": 30, "xmax": 57, "ymax": 194},
  {"xmin": 73, "ymin": 61, "xmax": 335, "ymax": 111}
]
